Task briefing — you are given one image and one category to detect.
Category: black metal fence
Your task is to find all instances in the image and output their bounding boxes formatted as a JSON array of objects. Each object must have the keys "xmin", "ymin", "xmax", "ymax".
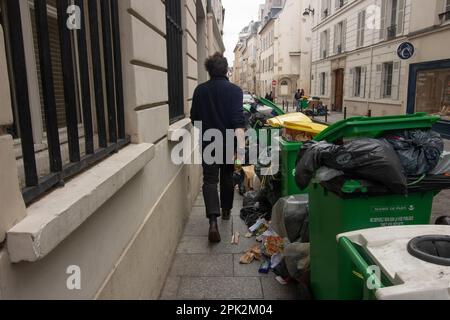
[
  {"xmin": 166, "ymin": 0, "xmax": 185, "ymax": 123},
  {"xmin": 2, "ymin": 0, "xmax": 129, "ymax": 205}
]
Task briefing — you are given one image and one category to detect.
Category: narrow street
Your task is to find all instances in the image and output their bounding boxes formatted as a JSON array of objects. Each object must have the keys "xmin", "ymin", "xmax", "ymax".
[{"xmin": 160, "ymin": 190, "xmax": 301, "ymax": 300}]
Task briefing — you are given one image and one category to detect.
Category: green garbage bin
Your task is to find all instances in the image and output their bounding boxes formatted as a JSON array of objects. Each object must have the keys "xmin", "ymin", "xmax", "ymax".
[
  {"xmin": 308, "ymin": 113, "xmax": 442, "ymax": 300},
  {"xmin": 310, "ymin": 183, "xmax": 436, "ymax": 300},
  {"xmin": 280, "ymin": 138, "xmax": 305, "ymax": 196}
]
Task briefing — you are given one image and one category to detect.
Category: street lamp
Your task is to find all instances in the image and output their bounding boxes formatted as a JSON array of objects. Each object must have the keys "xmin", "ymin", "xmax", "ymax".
[{"xmin": 303, "ymin": 5, "xmax": 315, "ymax": 17}]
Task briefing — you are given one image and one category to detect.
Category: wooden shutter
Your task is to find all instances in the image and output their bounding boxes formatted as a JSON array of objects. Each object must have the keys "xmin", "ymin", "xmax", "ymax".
[
  {"xmin": 380, "ymin": 0, "xmax": 387, "ymax": 40},
  {"xmin": 325, "ymin": 72, "xmax": 329, "ymax": 96},
  {"xmin": 360, "ymin": 66, "xmax": 367, "ymax": 98},
  {"xmin": 357, "ymin": 11, "xmax": 362, "ymax": 47},
  {"xmin": 347, "ymin": 68, "xmax": 354, "ymax": 98},
  {"xmin": 397, "ymin": 0, "xmax": 405, "ymax": 35},
  {"xmin": 374, "ymin": 64, "xmax": 383, "ymax": 99},
  {"xmin": 342, "ymin": 20, "xmax": 347, "ymax": 52},
  {"xmin": 391, "ymin": 61, "xmax": 400, "ymax": 100}
]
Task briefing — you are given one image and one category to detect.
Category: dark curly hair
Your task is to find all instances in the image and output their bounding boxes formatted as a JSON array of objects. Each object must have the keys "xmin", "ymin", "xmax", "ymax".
[{"xmin": 205, "ymin": 52, "xmax": 228, "ymax": 78}]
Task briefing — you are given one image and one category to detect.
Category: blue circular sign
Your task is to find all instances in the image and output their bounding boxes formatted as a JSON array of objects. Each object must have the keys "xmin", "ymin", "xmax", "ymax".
[{"xmin": 397, "ymin": 42, "xmax": 415, "ymax": 60}]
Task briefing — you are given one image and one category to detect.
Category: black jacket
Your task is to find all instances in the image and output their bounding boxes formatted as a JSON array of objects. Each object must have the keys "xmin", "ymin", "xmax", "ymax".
[{"xmin": 190, "ymin": 76, "xmax": 245, "ymax": 133}]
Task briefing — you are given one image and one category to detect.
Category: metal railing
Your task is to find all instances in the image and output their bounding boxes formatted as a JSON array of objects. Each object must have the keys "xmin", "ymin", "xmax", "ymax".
[
  {"xmin": 2, "ymin": 0, "xmax": 128, "ymax": 205},
  {"xmin": 166, "ymin": 0, "xmax": 185, "ymax": 124},
  {"xmin": 387, "ymin": 25, "xmax": 397, "ymax": 40},
  {"xmin": 439, "ymin": 11, "xmax": 450, "ymax": 23}
]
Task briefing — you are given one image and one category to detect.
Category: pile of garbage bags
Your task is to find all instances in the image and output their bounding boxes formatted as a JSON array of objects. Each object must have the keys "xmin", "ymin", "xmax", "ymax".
[{"xmin": 295, "ymin": 129, "xmax": 448, "ymax": 196}]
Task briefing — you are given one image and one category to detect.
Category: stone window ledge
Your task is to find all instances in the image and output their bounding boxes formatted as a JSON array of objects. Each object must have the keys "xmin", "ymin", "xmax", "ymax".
[
  {"xmin": 7, "ymin": 143, "xmax": 155, "ymax": 263},
  {"xmin": 168, "ymin": 118, "xmax": 192, "ymax": 142}
]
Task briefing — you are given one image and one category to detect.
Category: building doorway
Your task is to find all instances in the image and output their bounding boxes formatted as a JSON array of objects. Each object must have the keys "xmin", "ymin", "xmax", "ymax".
[
  {"xmin": 407, "ymin": 59, "xmax": 450, "ymax": 139},
  {"xmin": 334, "ymin": 68, "xmax": 344, "ymax": 112}
]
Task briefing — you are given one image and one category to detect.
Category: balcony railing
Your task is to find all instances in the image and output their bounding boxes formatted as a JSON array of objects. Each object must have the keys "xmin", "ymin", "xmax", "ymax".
[{"xmin": 387, "ymin": 25, "xmax": 397, "ymax": 40}]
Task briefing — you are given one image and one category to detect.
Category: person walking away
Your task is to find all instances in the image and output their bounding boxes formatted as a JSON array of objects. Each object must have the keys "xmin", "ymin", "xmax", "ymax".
[
  {"xmin": 294, "ymin": 89, "xmax": 302, "ymax": 112},
  {"xmin": 190, "ymin": 53, "xmax": 246, "ymax": 243}
]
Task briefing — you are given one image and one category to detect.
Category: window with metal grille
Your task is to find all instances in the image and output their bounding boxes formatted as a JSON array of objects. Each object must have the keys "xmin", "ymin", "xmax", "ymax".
[
  {"xmin": 166, "ymin": 0, "xmax": 185, "ymax": 124},
  {"xmin": 440, "ymin": 0, "xmax": 450, "ymax": 22},
  {"xmin": 382, "ymin": 62, "xmax": 394, "ymax": 98},
  {"xmin": 1, "ymin": 0, "xmax": 128, "ymax": 205}
]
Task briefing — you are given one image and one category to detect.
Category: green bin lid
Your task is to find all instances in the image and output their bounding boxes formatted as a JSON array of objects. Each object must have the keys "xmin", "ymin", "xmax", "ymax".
[{"xmin": 314, "ymin": 113, "xmax": 440, "ymax": 143}]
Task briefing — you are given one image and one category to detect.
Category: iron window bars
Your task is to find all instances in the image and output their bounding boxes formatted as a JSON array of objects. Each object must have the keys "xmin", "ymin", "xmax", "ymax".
[
  {"xmin": 2, "ymin": 0, "xmax": 129, "ymax": 205},
  {"xmin": 166, "ymin": 0, "xmax": 185, "ymax": 124}
]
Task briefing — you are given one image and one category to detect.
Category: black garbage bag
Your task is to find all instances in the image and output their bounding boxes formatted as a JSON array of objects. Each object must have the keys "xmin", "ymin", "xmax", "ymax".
[
  {"xmin": 240, "ymin": 201, "xmax": 272, "ymax": 227},
  {"xmin": 295, "ymin": 141, "xmax": 340, "ymax": 190},
  {"xmin": 383, "ymin": 130, "xmax": 444, "ymax": 176},
  {"xmin": 296, "ymin": 139, "xmax": 407, "ymax": 194},
  {"xmin": 323, "ymin": 139, "xmax": 407, "ymax": 194},
  {"xmin": 271, "ymin": 195, "xmax": 309, "ymax": 243},
  {"xmin": 243, "ymin": 191, "xmax": 259, "ymax": 207}
]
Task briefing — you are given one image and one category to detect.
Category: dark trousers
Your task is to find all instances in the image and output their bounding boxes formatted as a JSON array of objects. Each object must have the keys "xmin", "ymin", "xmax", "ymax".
[{"xmin": 202, "ymin": 163, "xmax": 235, "ymax": 218}]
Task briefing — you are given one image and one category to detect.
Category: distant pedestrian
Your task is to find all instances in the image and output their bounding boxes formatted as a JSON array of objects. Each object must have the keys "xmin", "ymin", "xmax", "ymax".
[
  {"xmin": 268, "ymin": 91, "xmax": 275, "ymax": 102},
  {"xmin": 295, "ymin": 89, "xmax": 305, "ymax": 112},
  {"xmin": 190, "ymin": 52, "xmax": 246, "ymax": 243}
]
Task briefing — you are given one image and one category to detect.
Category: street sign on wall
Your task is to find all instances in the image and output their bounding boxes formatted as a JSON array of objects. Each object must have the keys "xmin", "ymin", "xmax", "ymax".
[
  {"xmin": 272, "ymin": 80, "xmax": 277, "ymax": 86},
  {"xmin": 397, "ymin": 42, "xmax": 415, "ymax": 60}
]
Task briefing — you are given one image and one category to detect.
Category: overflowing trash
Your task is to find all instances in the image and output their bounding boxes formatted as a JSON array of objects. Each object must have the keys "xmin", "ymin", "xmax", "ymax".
[
  {"xmin": 295, "ymin": 139, "xmax": 408, "ymax": 194},
  {"xmin": 383, "ymin": 129, "xmax": 444, "ymax": 176}
]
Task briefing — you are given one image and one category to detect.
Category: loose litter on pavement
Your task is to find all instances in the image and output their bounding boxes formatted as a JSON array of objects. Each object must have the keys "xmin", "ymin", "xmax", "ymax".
[{"xmin": 230, "ymin": 232, "xmax": 240, "ymax": 245}]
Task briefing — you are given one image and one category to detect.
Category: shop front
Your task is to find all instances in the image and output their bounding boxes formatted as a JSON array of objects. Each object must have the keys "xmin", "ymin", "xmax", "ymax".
[{"xmin": 407, "ymin": 59, "xmax": 450, "ymax": 139}]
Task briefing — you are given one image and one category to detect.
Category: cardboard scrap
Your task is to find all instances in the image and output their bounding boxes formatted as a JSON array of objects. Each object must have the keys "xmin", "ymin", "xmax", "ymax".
[{"xmin": 239, "ymin": 245, "xmax": 263, "ymax": 264}]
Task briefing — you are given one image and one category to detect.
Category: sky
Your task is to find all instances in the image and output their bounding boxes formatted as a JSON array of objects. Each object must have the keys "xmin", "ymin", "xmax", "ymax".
[{"xmin": 222, "ymin": 0, "xmax": 265, "ymax": 66}]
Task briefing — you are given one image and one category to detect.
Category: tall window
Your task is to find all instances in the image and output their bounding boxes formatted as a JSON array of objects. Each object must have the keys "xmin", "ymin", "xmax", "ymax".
[
  {"xmin": 441, "ymin": 0, "xmax": 450, "ymax": 22},
  {"xmin": 356, "ymin": 10, "xmax": 366, "ymax": 48},
  {"xmin": 1, "ymin": 0, "xmax": 127, "ymax": 204},
  {"xmin": 166, "ymin": 0, "xmax": 185, "ymax": 123},
  {"xmin": 353, "ymin": 67, "xmax": 362, "ymax": 97},
  {"xmin": 382, "ymin": 62, "xmax": 394, "ymax": 98},
  {"xmin": 321, "ymin": 0, "xmax": 331, "ymax": 20},
  {"xmin": 320, "ymin": 72, "xmax": 326, "ymax": 95},
  {"xmin": 320, "ymin": 30, "xmax": 329, "ymax": 59},
  {"xmin": 380, "ymin": 0, "xmax": 405, "ymax": 40},
  {"xmin": 333, "ymin": 20, "xmax": 346, "ymax": 54},
  {"xmin": 335, "ymin": 0, "xmax": 347, "ymax": 10}
]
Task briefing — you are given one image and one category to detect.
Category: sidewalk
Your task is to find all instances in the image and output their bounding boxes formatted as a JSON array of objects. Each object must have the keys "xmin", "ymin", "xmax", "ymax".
[{"xmin": 159, "ymin": 191, "xmax": 302, "ymax": 300}]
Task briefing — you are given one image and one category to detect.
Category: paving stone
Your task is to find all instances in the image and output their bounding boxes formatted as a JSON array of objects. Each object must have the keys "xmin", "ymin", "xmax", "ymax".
[
  {"xmin": 183, "ymin": 215, "xmax": 232, "ymax": 237},
  {"xmin": 233, "ymin": 215, "xmax": 251, "ymax": 234},
  {"xmin": 159, "ymin": 276, "xmax": 180, "ymax": 300},
  {"xmin": 170, "ymin": 254, "xmax": 233, "ymax": 277},
  {"xmin": 261, "ymin": 277, "xmax": 301, "ymax": 300},
  {"xmin": 176, "ymin": 235, "xmax": 257, "ymax": 255},
  {"xmin": 177, "ymin": 277, "xmax": 263, "ymax": 300},
  {"xmin": 233, "ymin": 254, "xmax": 270, "ymax": 277}
]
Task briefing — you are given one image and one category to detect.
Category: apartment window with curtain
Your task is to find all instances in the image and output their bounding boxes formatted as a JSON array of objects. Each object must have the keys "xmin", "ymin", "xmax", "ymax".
[
  {"xmin": 335, "ymin": 0, "xmax": 347, "ymax": 11},
  {"xmin": 351, "ymin": 66, "xmax": 366, "ymax": 98},
  {"xmin": 320, "ymin": 29, "xmax": 329, "ymax": 59},
  {"xmin": 333, "ymin": 20, "xmax": 346, "ymax": 54},
  {"xmin": 356, "ymin": 10, "xmax": 366, "ymax": 48},
  {"xmin": 382, "ymin": 62, "xmax": 394, "ymax": 98},
  {"xmin": 321, "ymin": 0, "xmax": 331, "ymax": 20},
  {"xmin": 380, "ymin": 0, "xmax": 405, "ymax": 40},
  {"xmin": 319, "ymin": 72, "xmax": 326, "ymax": 96},
  {"xmin": 440, "ymin": 0, "xmax": 450, "ymax": 22}
]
